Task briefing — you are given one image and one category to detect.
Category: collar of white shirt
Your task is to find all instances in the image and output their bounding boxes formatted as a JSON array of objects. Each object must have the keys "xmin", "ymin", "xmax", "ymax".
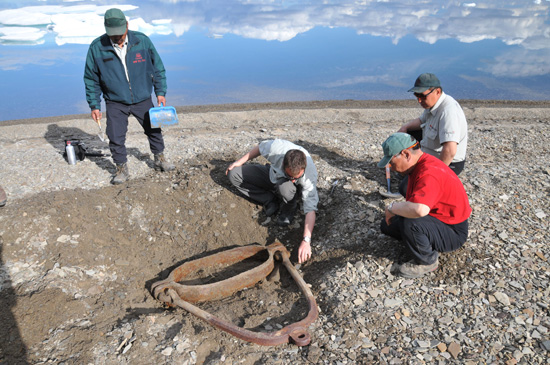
[{"xmin": 110, "ymin": 39, "xmax": 128, "ymax": 49}]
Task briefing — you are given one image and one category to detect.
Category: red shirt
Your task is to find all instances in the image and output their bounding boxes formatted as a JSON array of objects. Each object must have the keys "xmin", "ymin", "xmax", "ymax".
[{"xmin": 407, "ymin": 153, "xmax": 472, "ymax": 225}]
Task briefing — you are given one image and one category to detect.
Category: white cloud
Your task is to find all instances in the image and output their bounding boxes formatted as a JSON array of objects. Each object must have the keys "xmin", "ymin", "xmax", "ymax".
[
  {"xmin": 0, "ymin": 4, "xmax": 165, "ymax": 45},
  {"xmin": 0, "ymin": 26, "xmax": 46, "ymax": 42},
  {"xmin": 50, "ymin": 12, "xmax": 103, "ymax": 45},
  {"xmin": 130, "ymin": 17, "xmax": 173, "ymax": 36},
  {"xmin": 0, "ymin": 7, "xmax": 52, "ymax": 26},
  {"xmin": 479, "ymin": 48, "xmax": 550, "ymax": 77},
  {"xmin": 0, "ymin": 1, "xmax": 549, "ymax": 51}
]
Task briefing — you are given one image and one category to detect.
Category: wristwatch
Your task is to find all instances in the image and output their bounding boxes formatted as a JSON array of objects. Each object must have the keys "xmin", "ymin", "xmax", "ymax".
[
  {"xmin": 388, "ymin": 202, "xmax": 395, "ymax": 214},
  {"xmin": 303, "ymin": 236, "xmax": 311, "ymax": 243}
]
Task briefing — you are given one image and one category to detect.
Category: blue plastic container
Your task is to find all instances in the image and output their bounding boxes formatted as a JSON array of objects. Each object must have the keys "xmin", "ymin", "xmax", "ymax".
[{"xmin": 149, "ymin": 103, "xmax": 179, "ymax": 128}]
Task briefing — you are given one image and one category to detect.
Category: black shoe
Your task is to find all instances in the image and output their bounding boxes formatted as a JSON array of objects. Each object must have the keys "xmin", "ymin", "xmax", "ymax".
[
  {"xmin": 264, "ymin": 201, "xmax": 279, "ymax": 217},
  {"xmin": 277, "ymin": 208, "xmax": 295, "ymax": 226},
  {"xmin": 277, "ymin": 214, "xmax": 292, "ymax": 226}
]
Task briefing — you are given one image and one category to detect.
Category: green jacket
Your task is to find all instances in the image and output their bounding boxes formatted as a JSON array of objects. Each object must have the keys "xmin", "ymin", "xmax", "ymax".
[{"xmin": 84, "ymin": 30, "xmax": 166, "ymax": 111}]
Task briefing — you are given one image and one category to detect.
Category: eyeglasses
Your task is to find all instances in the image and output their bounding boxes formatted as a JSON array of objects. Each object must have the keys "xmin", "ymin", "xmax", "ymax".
[
  {"xmin": 413, "ymin": 88, "xmax": 436, "ymax": 99},
  {"xmin": 285, "ymin": 169, "xmax": 305, "ymax": 182},
  {"xmin": 389, "ymin": 141, "xmax": 419, "ymax": 165},
  {"xmin": 389, "ymin": 152, "xmax": 401, "ymax": 165}
]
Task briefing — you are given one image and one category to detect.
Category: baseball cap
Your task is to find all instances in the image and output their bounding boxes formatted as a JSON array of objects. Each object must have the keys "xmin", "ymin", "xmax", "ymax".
[
  {"xmin": 377, "ymin": 133, "xmax": 417, "ymax": 167},
  {"xmin": 104, "ymin": 8, "xmax": 127, "ymax": 36},
  {"xmin": 407, "ymin": 73, "xmax": 441, "ymax": 93}
]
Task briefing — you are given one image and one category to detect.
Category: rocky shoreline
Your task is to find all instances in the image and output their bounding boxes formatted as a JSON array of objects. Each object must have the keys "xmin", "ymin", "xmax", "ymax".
[{"xmin": 0, "ymin": 100, "xmax": 549, "ymax": 364}]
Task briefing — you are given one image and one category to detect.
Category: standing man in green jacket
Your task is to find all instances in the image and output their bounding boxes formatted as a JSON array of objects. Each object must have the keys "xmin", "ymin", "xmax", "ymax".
[{"xmin": 84, "ymin": 8, "xmax": 175, "ymax": 184}]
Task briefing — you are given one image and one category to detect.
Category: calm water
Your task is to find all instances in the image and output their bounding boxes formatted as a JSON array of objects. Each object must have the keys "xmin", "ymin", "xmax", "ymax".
[{"xmin": 1, "ymin": 0, "xmax": 549, "ymax": 121}]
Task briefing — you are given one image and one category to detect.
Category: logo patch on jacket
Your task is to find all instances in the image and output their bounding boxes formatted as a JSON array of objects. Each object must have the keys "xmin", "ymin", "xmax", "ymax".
[{"xmin": 133, "ymin": 53, "xmax": 146, "ymax": 63}]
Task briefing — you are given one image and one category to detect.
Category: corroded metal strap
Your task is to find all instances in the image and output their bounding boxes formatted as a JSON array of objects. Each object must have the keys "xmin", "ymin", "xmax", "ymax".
[
  {"xmin": 152, "ymin": 244, "xmax": 274, "ymax": 303},
  {"xmin": 151, "ymin": 242, "xmax": 318, "ymax": 346}
]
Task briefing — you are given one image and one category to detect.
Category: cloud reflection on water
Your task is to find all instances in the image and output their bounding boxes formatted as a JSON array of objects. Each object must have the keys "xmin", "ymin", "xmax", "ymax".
[
  {"xmin": 1, "ymin": 1, "xmax": 548, "ymax": 48},
  {"xmin": 1, "ymin": 1, "xmax": 549, "ymax": 79},
  {"xmin": 0, "ymin": 1, "xmax": 549, "ymax": 120}
]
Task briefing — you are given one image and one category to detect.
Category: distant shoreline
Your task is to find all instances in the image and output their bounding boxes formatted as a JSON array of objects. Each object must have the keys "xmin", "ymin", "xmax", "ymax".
[{"xmin": 2, "ymin": 99, "xmax": 550, "ymax": 127}]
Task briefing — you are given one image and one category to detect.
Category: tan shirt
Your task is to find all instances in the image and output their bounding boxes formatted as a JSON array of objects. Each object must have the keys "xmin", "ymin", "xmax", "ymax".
[{"xmin": 419, "ymin": 92, "xmax": 468, "ymax": 163}]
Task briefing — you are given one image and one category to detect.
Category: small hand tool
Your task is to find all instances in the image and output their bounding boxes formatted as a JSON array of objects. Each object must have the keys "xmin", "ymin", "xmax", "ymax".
[
  {"xmin": 380, "ymin": 164, "xmax": 402, "ymax": 198},
  {"xmin": 95, "ymin": 117, "xmax": 106, "ymax": 142}
]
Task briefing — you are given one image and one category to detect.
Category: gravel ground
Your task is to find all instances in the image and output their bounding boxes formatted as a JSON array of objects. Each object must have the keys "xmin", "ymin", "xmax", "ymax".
[{"xmin": 0, "ymin": 100, "xmax": 549, "ymax": 364}]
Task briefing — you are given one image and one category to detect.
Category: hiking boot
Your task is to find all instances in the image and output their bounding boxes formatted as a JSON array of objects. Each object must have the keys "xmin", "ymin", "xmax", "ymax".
[
  {"xmin": 264, "ymin": 200, "xmax": 279, "ymax": 217},
  {"xmin": 111, "ymin": 163, "xmax": 129, "ymax": 185},
  {"xmin": 0, "ymin": 186, "xmax": 6, "ymax": 207},
  {"xmin": 395, "ymin": 258, "xmax": 439, "ymax": 278},
  {"xmin": 154, "ymin": 153, "xmax": 175, "ymax": 172}
]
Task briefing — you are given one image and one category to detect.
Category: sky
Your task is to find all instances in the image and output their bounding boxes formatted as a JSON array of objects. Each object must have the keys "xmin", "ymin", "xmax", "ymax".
[{"xmin": 0, "ymin": 0, "xmax": 549, "ymax": 121}]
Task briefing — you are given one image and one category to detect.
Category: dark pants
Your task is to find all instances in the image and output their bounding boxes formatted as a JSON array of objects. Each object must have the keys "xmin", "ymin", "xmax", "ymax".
[
  {"xmin": 227, "ymin": 164, "xmax": 299, "ymax": 207},
  {"xmin": 381, "ymin": 215, "xmax": 468, "ymax": 265},
  {"xmin": 105, "ymin": 98, "xmax": 165, "ymax": 164}
]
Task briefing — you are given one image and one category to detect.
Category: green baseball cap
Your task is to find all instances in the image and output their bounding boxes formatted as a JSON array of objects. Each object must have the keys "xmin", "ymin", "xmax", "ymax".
[
  {"xmin": 104, "ymin": 8, "xmax": 127, "ymax": 36},
  {"xmin": 408, "ymin": 73, "xmax": 441, "ymax": 93},
  {"xmin": 377, "ymin": 133, "xmax": 417, "ymax": 167}
]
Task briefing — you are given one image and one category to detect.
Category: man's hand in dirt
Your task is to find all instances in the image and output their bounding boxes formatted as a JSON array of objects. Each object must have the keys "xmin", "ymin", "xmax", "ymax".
[
  {"xmin": 298, "ymin": 240, "xmax": 311, "ymax": 263},
  {"xmin": 226, "ymin": 146, "xmax": 261, "ymax": 175},
  {"xmin": 91, "ymin": 109, "xmax": 102, "ymax": 125},
  {"xmin": 225, "ymin": 161, "xmax": 241, "ymax": 175}
]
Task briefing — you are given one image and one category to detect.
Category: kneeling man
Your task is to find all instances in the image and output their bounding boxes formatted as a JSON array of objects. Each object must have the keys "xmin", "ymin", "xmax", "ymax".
[
  {"xmin": 378, "ymin": 133, "xmax": 471, "ymax": 278},
  {"xmin": 226, "ymin": 139, "xmax": 318, "ymax": 263}
]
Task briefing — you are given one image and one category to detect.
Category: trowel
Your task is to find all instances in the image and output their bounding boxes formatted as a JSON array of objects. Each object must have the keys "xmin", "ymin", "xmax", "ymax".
[
  {"xmin": 380, "ymin": 164, "xmax": 402, "ymax": 198},
  {"xmin": 95, "ymin": 117, "xmax": 106, "ymax": 142}
]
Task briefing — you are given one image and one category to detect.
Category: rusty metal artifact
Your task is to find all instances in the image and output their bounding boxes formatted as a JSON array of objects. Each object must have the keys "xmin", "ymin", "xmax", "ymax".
[{"xmin": 151, "ymin": 242, "xmax": 318, "ymax": 346}]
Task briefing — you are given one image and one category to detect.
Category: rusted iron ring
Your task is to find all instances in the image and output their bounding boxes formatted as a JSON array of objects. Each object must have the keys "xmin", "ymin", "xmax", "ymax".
[{"xmin": 151, "ymin": 242, "xmax": 318, "ymax": 346}]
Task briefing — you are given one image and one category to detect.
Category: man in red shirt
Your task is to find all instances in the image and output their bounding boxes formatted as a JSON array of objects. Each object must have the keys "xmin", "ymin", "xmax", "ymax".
[{"xmin": 378, "ymin": 133, "xmax": 471, "ymax": 278}]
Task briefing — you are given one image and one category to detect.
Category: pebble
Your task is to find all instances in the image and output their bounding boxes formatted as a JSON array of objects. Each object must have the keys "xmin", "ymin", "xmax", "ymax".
[
  {"xmin": 494, "ymin": 291, "xmax": 511, "ymax": 306},
  {"xmin": 383, "ymin": 298, "xmax": 403, "ymax": 307},
  {"xmin": 1, "ymin": 105, "xmax": 550, "ymax": 364},
  {"xmin": 161, "ymin": 347, "xmax": 173, "ymax": 356},
  {"xmin": 448, "ymin": 342, "xmax": 461, "ymax": 359}
]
